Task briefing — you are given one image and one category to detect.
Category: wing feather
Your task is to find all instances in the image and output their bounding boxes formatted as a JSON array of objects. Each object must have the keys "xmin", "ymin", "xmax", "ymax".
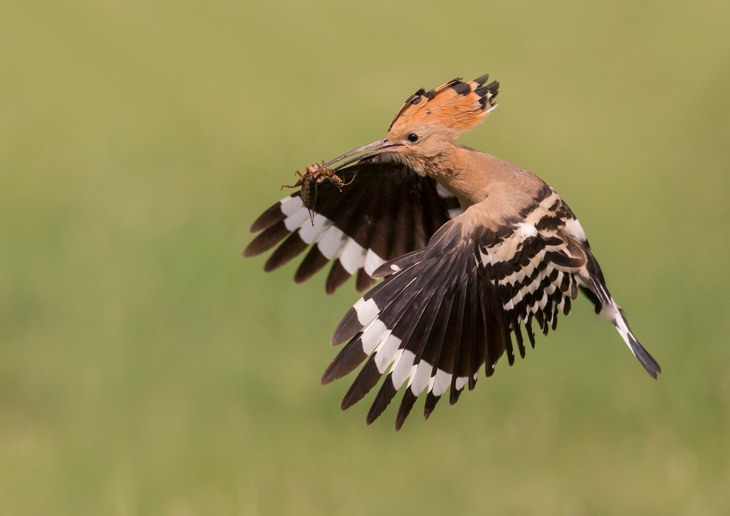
[
  {"xmin": 245, "ymin": 161, "xmax": 463, "ymax": 293},
  {"xmin": 324, "ymin": 188, "xmax": 660, "ymax": 428}
]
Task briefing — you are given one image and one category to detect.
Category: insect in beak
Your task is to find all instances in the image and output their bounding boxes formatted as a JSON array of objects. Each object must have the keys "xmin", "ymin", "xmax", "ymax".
[
  {"xmin": 281, "ymin": 162, "xmax": 352, "ymax": 225},
  {"xmin": 281, "ymin": 139, "xmax": 401, "ymax": 225}
]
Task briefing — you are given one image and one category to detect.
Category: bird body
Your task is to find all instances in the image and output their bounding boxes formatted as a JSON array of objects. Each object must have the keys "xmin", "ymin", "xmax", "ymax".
[{"xmin": 245, "ymin": 74, "xmax": 660, "ymax": 429}]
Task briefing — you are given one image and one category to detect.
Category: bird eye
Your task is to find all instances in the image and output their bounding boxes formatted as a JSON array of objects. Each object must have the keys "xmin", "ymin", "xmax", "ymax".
[{"xmin": 407, "ymin": 133, "xmax": 419, "ymax": 143}]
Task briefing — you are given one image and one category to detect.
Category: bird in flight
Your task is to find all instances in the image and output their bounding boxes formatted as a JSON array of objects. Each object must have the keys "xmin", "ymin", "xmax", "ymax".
[{"xmin": 244, "ymin": 74, "xmax": 661, "ymax": 430}]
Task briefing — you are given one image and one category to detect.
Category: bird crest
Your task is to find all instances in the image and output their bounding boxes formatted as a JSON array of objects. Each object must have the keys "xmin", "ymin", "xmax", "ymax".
[{"xmin": 388, "ymin": 74, "xmax": 500, "ymax": 137}]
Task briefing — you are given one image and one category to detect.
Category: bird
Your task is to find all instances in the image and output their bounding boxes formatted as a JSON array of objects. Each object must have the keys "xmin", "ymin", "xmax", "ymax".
[{"xmin": 244, "ymin": 73, "xmax": 661, "ymax": 430}]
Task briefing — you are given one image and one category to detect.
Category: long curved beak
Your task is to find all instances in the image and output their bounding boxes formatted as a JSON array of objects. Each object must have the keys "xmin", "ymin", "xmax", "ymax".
[{"xmin": 323, "ymin": 138, "xmax": 401, "ymax": 170}]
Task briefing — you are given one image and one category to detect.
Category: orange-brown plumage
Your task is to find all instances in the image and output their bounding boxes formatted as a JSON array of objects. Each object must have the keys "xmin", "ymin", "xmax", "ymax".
[{"xmin": 388, "ymin": 75, "xmax": 498, "ymax": 138}]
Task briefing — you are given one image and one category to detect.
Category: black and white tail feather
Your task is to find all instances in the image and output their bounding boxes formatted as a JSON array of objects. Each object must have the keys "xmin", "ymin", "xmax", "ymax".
[{"xmin": 323, "ymin": 186, "xmax": 660, "ymax": 429}]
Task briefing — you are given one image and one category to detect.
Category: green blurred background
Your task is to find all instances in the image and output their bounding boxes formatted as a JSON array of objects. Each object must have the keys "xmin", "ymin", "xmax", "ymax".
[{"xmin": 2, "ymin": 0, "xmax": 729, "ymax": 514}]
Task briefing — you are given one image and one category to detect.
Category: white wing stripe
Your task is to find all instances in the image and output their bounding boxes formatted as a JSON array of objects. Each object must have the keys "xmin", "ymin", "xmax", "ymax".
[
  {"xmin": 339, "ymin": 238, "xmax": 367, "ymax": 274},
  {"xmin": 283, "ymin": 207, "xmax": 311, "ymax": 232},
  {"xmin": 353, "ymin": 298, "xmax": 380, "ymax": 327},
  {"xmin": 430, "ymin": 369, "xmax": 451, "ymax": 397},
  {"xmin": 297, "ymin": 214, "xmax": 331, "ymax": 244},
  {"xmin": 409, "ymin": 360, "xmax": 433, "ymax": 395},
  {"xmin": 317, "ymin": 225, "xmax": 346, "ymax": 259},
  {"xmin": 391, "ymin": 350, "xmax": 416, "ymax": 389},
  {"xmin": 279, "ymin": 195, "xmax": 304, "ymax": 216},
  {"xmin": 360, "ymin": 319, "xmax": 389, "ymax": 355},
  {"xmin": 364, "ymin": 249, "xmax": 386, "ymax": 275},
  {"xmin": 374, "ymin": 333, "xmax": 402, "ymax": 373}
]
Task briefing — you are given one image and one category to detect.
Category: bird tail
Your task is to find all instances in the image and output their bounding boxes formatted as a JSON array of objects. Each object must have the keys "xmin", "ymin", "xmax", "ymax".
[
  {"xmin": 583, "ymin": 272, "xmax": 661, "ymax": 379},
  {"xmin": 577, "ymin": 249, "xmax": 661, "ymax": 378},
  {"xmin": 602, "ymin": 300, "xmax": 661, "ymax": 378}
]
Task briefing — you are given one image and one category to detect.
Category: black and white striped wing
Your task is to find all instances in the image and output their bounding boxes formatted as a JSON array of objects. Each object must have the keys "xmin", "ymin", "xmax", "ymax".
[
  {"xmin": 245, "ymin": 161, "xmax": 462, "ymax": 293},
  {"xmin": 323, "ymin": 205, "xmax": 590, "ymax": 429}
]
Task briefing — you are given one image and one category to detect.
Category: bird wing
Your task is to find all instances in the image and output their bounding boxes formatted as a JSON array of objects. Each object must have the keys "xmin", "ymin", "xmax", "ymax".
[
  {"xmin": 244, "ymin": 160, "xmax": 462, "ymax": 294},
  {"xmin": 323, "ymin": 186, "xmax": 659, "ymax": 429}
]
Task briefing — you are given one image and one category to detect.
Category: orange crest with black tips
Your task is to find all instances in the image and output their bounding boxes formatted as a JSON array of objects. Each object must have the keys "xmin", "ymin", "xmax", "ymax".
[{"xmin": 388, "ymin": 74, "xmax": 500, "ymax": 137}]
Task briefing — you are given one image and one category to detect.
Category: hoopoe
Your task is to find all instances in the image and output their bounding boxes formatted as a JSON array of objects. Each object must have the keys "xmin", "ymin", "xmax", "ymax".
[{"xmin": 245, "ymin": 74, "xmax": 661, "ymax": 430}]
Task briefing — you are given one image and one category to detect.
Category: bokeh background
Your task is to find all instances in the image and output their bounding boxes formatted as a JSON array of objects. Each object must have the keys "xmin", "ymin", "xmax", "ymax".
[{"xmin": 2, "ymin": 0, "xmax": 729, "ymax": 514}]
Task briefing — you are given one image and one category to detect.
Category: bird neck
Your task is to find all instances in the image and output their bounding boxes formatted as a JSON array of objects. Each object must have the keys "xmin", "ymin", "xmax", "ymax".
[{"xmin": 425, "ymin": 144, "xmax": 496, "ymax": 208}]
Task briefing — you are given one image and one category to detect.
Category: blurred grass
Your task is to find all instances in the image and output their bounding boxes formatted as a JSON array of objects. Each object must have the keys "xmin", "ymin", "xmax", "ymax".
[{"xmin": 1, "ymin": 0, "xmax": 730, "ymax": 514}]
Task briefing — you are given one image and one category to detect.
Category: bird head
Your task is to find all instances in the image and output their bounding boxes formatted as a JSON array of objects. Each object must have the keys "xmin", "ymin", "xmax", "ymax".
[{"xmin": 322, "ymin": 75, "xmax": 499, "ymax": 175}]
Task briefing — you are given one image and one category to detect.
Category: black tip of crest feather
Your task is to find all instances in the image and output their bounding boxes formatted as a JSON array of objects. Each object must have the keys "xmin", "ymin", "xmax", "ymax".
[
  {"xmin": 486, "ymin": 80, "xmax": 500, "ymax": 98},
  {"xmin": 474, "ymin": 73, "xmax": 490, "ymax": 85}
]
